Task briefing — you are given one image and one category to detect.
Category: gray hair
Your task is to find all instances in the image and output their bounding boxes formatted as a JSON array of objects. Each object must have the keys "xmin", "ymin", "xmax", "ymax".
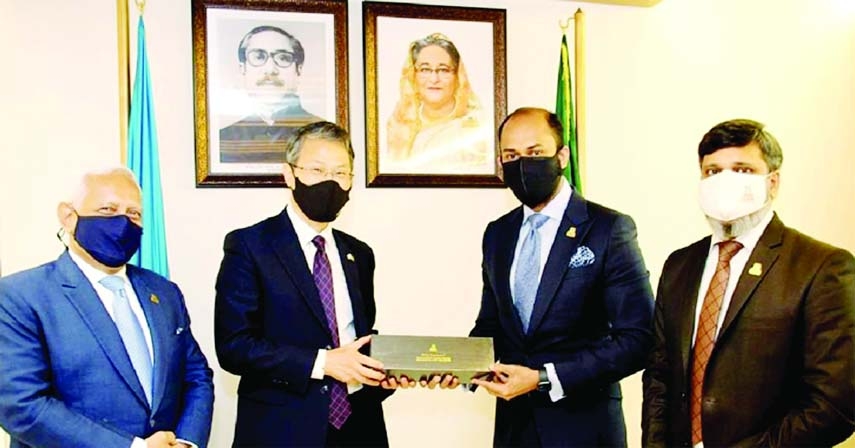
[
  {"xmin": 283, "ymin": 121, "xmax": 355, "ymax": 165},
  {"xmin": 70, "ymin": 166, "xmax": 140, "ymax": 207}
]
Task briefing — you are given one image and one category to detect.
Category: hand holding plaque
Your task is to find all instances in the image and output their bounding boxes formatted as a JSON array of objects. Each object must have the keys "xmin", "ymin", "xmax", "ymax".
[{"xmin": 369, "ymin": 335, "xmax": 494, "ymax": 387}]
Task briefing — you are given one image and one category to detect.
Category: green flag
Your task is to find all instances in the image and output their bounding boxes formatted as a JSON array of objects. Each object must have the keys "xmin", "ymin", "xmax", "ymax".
[{"xmin": 556, "ymin": 34, "xmax": 582, "ymax": 193}]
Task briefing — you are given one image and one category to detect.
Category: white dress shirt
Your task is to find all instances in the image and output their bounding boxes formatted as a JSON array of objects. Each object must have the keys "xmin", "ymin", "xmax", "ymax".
[
  {"xmin": 286, "ymin": 205, "xmax": 361, "ymax": 394},
  {"xmin": 508, "ymin": 177, "xmax": 572, "ymax": 402},
  {"xmin": 691, "ymin": 209, "xmax": 773, "ymax": 448}
]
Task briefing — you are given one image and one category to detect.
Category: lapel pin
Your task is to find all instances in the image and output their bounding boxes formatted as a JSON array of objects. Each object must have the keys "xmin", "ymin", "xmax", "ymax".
[
  {"xmin": 346, "ymin": 253, "xmax": 355, "ymax": 262},
  {"xmin": 150, "ymin": 294, "xmax": 160, "ymax": 304},
  {"xmin": 565, "ymin": 227, "xmax": 577, "ymax": 238},
  {"xmin": 748, "ymin": 262, "xmax": 762, "ymax": 276}
]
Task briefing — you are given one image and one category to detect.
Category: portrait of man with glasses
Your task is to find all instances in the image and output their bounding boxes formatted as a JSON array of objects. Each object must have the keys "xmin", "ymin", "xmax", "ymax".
[{"xmin": 219, "ymin": 25, "xmax": 323, "ymax": 164}]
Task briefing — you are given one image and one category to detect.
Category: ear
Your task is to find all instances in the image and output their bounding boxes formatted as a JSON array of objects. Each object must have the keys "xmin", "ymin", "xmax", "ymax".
[
  {"xmin": 767, "ymin": 170, "xmax": 780, "ymax": 200},
  {"xmin": 282, "ymin": 163, "xmax": 296, "ymax": 190},
  {"xmin": 57, "ymin": 202, "xmax": 77, "ymax": 236},
  {"xmin": 556, "ymin": 145, "xmax": 570, "ymax": 170}
]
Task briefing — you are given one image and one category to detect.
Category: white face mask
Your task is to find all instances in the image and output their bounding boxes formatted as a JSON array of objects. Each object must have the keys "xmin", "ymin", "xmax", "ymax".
[{"xmin": 698, "ymin": 170, "xmax": 770, "ymax": 222}]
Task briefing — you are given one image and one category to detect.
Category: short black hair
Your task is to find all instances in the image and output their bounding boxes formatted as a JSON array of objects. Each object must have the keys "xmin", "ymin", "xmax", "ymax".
[
  {"xmin": 497, "ymin": 107, "xmax": 564, "ymax": 148},
  {"xmin": 238, "ymin": 26, "xmax": 305, "ymax": 73},
  {"xmin": 698, "ymin": 119, "xmax": 783, "ymax": 171}
]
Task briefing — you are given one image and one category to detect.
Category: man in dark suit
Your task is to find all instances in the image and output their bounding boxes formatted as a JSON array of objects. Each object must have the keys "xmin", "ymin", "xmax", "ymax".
[
  {"xmin": 0, "ymin": 167, "xmax": 214, "ymax": 448},
  {"xmin": 642, "ymin": 119, "xmax": 855, "ymax": 447},
  {"xmin": 219, "ymin": 25, "xmax": 322, "ymax": 164},
  {"xmin": 215, "ymin": 121, "xmax": 398, "ymax": 447},
  {"xmin": 469, "ymin": 107, "xmax": 655, "ymax": 447}
]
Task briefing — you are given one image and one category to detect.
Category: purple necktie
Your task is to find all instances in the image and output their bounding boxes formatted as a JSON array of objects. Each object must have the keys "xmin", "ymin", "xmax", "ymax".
[{"xmin": 311, "ymin": 235, "xmax": 352, "ymax": 429}]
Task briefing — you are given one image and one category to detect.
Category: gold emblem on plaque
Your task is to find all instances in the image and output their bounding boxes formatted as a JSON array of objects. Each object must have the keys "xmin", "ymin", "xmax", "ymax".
[{"xmin": 416, "ymin": 343, "xmax": 452, "ymax": 363}]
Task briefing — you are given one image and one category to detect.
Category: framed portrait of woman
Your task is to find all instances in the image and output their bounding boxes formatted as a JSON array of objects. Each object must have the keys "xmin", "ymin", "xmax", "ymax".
[
  {"xmin": 364, "ymin": 2, "xmax": 507, "ymax": 188},
  {"xmin": 192, "ymin": 0, "xmax": 348, "ymax": 187}
]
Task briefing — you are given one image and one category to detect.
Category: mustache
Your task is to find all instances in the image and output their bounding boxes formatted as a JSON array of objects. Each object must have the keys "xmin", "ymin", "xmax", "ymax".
[{"xmin": 255, "ymin": 76, "xmax": 284, "ymax": 87}]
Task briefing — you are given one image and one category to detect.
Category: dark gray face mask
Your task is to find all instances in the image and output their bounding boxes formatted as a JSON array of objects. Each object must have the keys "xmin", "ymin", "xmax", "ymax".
[
  {"xmin": 502, "ymin": 154, "xmax": 563, "ymax": 208},
  {"xmin": 292, "ymin": 177, "xmax": 350, "ymax": 223}
]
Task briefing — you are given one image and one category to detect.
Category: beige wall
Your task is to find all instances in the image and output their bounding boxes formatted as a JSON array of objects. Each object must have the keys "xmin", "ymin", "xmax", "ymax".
[{"xmin": 1, "ymin": 0, "xmax": 854, "ymax": 446}]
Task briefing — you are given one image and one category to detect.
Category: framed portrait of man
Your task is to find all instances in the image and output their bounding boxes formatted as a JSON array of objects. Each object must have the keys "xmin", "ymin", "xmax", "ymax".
[
  {"xmin": 192, "ymin": 0, "xmax": 347, "ymax": 187},
  {"xmin": 363, "ymin": 2, "xmax": 507, "ymax": 188}
]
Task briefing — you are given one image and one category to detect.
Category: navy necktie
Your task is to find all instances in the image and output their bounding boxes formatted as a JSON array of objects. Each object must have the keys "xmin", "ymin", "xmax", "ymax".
[{"xmin": 311, "ymin": 235, "xmax": 352, "ymax": 429}]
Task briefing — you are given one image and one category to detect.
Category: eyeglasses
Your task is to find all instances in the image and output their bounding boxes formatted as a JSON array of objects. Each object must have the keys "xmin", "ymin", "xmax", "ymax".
[
  {"xmin": 415, "ymin": 66, "xmax": 456, "ymax": 79},
  {"xmin": 246, "ymin": 49, "xmax": 296, "ymax": 68},
  {"xmin": 291, "ymin": 165, "xmax": 354, "ymax": 185}
]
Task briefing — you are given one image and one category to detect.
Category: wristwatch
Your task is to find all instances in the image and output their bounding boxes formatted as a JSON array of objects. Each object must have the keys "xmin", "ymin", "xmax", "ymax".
[{"xmin": 537, "ymin": 368, "xmax": 551, "ymax": 392}]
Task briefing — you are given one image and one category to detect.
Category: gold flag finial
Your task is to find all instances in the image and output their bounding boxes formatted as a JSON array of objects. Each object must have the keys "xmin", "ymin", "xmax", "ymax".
[{"xmin": 135, "ymin": 0, "xmax": 146, "ymax": 15}]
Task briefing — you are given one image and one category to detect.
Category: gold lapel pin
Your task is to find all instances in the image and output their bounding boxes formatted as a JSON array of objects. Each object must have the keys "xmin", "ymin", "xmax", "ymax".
[
  {"xmin": 346, "ymin": 253, "xmax": 355, "ymax": 262},
  {"xmin": 748, "ymin": 262, "xmax": 762, "ymax": 276},
  {"xmin": 565, "ymin": 227, "xmax": 577, "ymax": 238},
  {"xmin": 150, "ymin": 294, "xmax": 160, "ymax": 304}
]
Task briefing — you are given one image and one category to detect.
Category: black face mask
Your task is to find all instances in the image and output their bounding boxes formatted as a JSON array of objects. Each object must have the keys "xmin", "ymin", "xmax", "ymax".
[
  {"xmin": 502, "ymin": 154, "xmax": 563, "ymax": 208},
  {"xmin": 292, "ymin": 177, "xmax": 350, "ymax": 223}
]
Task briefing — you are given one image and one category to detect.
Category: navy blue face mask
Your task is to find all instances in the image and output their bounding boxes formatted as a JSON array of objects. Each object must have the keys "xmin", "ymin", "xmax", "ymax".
[{"xmin": 73, "ymin": 214, "xmax": 143, "ymax": 268}]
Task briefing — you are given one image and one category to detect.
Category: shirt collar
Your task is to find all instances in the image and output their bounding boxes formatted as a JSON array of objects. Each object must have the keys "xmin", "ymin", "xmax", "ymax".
[
  {"xmin": 710, "ymin": 207, "xmax": 774, "ymax": 250},
  {"xmin": 286, "ymin": 204, "xmax": 335, "ymax": 249},
  {"xmin": 67, "ymin": 249, "xmax": 130, "ymax": 286},
  {"xmin": 522, "ymin": 177, "xmax": 572, "ymax": 223}
]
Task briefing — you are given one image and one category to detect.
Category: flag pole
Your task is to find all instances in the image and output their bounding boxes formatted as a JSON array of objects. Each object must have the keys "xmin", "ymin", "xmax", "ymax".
[
  {"xmin": 116, "ymin": 0, "xmax": 131, "ymax": 164},
  {"xmin": 574, "ymin": 8, "xmax": 586, "ymax": 186}
]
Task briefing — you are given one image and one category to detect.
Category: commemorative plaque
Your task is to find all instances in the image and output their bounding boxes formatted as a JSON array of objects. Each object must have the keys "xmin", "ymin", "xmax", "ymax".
[{"xmin": 370, "ymin": 335, "xmax": 494, "ymax": 384}]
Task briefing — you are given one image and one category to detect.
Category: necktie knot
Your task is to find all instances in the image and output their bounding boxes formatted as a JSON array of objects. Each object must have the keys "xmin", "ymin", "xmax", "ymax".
[
  {"xmin": 717, "ymin": 240, "xmax": 743, "ymax": 264},
  {"xmin": 526, "ymin": 213, "xmax": 549, "ymax": 230},
  {"xmin": 99, "ymin": 275, "xmax": 126, "ymax": 294},
  {"xmin": 312, "ymin": 235, "xmax": 327, "ymax": 253}
]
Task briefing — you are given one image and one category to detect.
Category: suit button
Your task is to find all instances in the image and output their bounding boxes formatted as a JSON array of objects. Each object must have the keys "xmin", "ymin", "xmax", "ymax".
[
  {"xmin": 680, "ymin": 392, "xmax": 686, "ymax": 400},
  {"xmin": 326, "ymin": 345, "xmax": 332, "ymax": 350},
  {"xmin": 150, "ymin": 418, "xmax": 156, "ymax": 427},
  {"xmin": 320, "ymin": 385, "xmax": 329, "ymax": 394},
  {"xmin": 272, "ymin": 379, "xmax": 283, "ymax": 385}
]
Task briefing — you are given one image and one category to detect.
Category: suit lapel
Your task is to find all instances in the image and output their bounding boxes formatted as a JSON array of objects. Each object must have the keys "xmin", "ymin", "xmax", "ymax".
[
  {"xmin": 129, "ymin": 268, "xmax": 169, "ymax": 413},
  {"xmin": 270, "ymin": 210, "xmax": 332, "ymax": 340},
  {"xmin": 495, "ymin": 208, "xmax": 526, "ymax": 339},
  {"xmin": 527, "ymin": 192, "xmax": 589, "ymax": 337},
  {"xmin": 55, "ymin": 252, "xmax": 150, "ymax": 408},
  {"xmin": 333, "ymin": 231, "xmax": 368, "ymax": 336},
  {"xmin": 718, "ymin": 215, "xmax": 784, "ymax": 340},
  {"xmin": 677, "ymin": 239, "xmax": 711, "ymax": 377}
]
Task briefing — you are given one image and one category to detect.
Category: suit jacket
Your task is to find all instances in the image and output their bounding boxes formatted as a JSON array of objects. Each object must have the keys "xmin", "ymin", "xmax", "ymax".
[
  {"xmin": 642, "ymin": 214, "xmax": 855, "ymax": 447},
  {"xmin": 471, "ymin": 191, "xmax": 655, "ymax": 447},
  {"xmin": 0, "ymin": 252, "xmax": 214, "ymax": 448},
  {"xmin": 215, "ymin": 209, "xmax": 390, "ymax": 447}
]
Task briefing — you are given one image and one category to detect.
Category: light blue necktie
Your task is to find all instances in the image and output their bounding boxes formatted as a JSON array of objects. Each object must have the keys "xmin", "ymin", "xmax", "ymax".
[
  {"xmin": 100, "ymin": 275, "xmax": 153, "ymax": 404},
  {"xmin": 513, "ymin": 213, "xmax": 549, "ymax": 333}
]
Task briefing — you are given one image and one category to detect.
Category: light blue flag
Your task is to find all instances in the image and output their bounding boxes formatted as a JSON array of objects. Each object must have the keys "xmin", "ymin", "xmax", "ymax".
[{"xmin": 127, "ymin": 17, "xmax": 169, "ymax": 278}]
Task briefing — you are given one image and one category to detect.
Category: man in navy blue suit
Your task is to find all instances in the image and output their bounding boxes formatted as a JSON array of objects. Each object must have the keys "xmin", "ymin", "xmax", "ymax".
[
  {"xmin": 469, "ymin": 108, "xmax": 655, "ymax": 447},
  {"xmin": 215, "ymin": 121, "xmax": 401, "ymax": 447},
  {"xmin": 0, "ymin": 167, "xmax": 214, "ymax": 448}
]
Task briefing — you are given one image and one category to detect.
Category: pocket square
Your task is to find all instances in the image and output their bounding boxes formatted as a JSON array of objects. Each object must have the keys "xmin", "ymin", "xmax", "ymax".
[{"xmin": 569, "ymin": 246, "xmax": 595, "ymax": 268}]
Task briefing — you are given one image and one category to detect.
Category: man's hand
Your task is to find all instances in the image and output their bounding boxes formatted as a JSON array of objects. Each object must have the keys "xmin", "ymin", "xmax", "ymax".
[
  {"xmin": 324, "ymin": 335, "xmax": 386, "ymax": 386},
  {"xmin": 145, "ymin": 431, "xmax": 178, "ymax": 448},
  {"xmin": 419, "ymin": 374, "xmax": 460, "ymax": 390},
  {"xmin": 380, "ymin": 375, "xmax": 417, "ymax": 390},
  {"xmin": 470, "ymin": 363, "xmax": 538, "ymax": 400}
]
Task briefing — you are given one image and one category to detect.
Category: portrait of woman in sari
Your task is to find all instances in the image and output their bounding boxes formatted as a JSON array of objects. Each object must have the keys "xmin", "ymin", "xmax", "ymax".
[{"xmin": 383, "ymin": 33, "xmax": 493, "ymax": 175}]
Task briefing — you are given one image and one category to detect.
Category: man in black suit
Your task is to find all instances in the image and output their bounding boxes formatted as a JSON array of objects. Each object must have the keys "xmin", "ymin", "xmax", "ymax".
[
  {"xmin": 219, "ymin": 25, "xmax": 322, "ymax": 164},
  {"xmin": 215, "ymin": 121, "xmax": 397, "ymax": 447},
  {"xmin": 469, "ymin": 107, "xmax": 655, "ymax": 447},
  {"xmin": 642, "ymin": 119, "xmax": 855, "ymax": 447}
]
